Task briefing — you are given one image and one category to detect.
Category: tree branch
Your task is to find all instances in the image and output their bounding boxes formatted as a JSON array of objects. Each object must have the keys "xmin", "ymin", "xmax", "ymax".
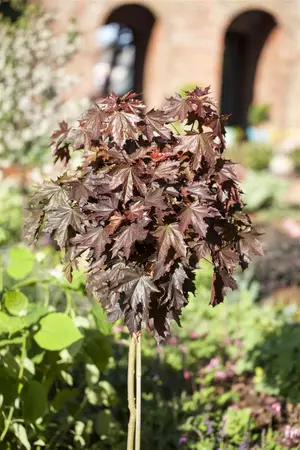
[
  {"xmin": 127, "ymin": 335, "xmax": 136, "ymax": 450},
  {"xmin": 135, "ymin": 333, "xmax": 142, "ymax": 450}
]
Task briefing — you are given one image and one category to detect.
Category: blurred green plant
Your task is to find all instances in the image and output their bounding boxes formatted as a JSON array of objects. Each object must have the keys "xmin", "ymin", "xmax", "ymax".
[
  {"xmin": 247, "ymin": 104, "xmax": 270, "ymax": 126},
  {"xmin": 0, "ymin": 179, "xmax": 23, "ymax": 245},
  {"xmin": 242, "ymin": 170, "xmax": 289, "ymax": 212},
  {"xmin": 0, "ymin": 245, "xmax": 123, "ymax": 449},
  {"xmin": 227, "ymin": 141, "xmax": 273, "ymax": 171},
  {"xmin": 0, "ymin": 4, "xmax": 87, "ymax": 168},
  {"xmin": 290, "ymin": 147, "xmax": 300, "ymax": 171}
]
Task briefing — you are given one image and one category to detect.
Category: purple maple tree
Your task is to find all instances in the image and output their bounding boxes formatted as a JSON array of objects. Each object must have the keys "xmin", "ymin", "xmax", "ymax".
[{"xmin": 25, "ymin": 88, "xmax": 262, "ymax": 342}]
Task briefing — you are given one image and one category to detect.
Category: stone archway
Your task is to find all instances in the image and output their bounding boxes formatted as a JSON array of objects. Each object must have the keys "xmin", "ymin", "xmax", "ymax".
[
  {"xmin": 220, "ymin": 10, "xmax": 277, "ymax": 128},
  {"xmin": 95, "ymin": 3, "xmax": 156, "ymax": 98}
]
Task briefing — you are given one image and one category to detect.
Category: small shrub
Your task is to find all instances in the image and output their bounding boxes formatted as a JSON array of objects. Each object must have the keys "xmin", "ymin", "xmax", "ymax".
[
  {"xmin": 247, "ymin": 104, "xmax": 270, "ymax": 126},
  {"xmin": 227, "ymin": 142, "xmax": 273, "ymax": 171},
  {"xmin": 26, "ymin": 88, "xmax": 261, "ymax": 341}
]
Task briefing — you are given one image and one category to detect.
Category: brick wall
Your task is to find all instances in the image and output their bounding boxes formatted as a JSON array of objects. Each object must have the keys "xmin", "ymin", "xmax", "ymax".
[{"xmin": 40, "ymin": 0, "xmax": 300, "ymax": 130}]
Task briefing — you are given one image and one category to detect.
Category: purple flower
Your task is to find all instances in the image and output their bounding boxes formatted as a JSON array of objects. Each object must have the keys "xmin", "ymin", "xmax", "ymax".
[
  {"xmin": 178, "ymin": 434, "xmax": 188, "ymax": 446},
  {"xmin": 204, "ymin": 418, "xmax": 214, "ymax": 435},
  {"xmin": 284, "ymin": 425, "xmax": 300, "ymax": 442},
  {"xmin": 271, "ymin": 401, "xmax": 281, "ymax": 415},
  {"xmin": 238, "ymin": 434, "xmax": 250, "ymax": 450},
  {"xmin": 205, "ymin": 357, "xmax": 220, "ymax": 371}
]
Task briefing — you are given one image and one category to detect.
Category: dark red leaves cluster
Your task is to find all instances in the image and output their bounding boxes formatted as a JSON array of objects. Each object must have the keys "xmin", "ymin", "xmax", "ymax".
[{"xmin": 25, "ymin": 88, "xmax": 262, "ymax": 341}]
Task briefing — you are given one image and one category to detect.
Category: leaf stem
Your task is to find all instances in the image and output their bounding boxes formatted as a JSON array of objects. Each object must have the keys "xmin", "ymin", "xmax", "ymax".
[
  {"xmin": 0, "ymin": 333, "xmax": 27, "ymax": 442},
  {"xmin": 0, "ymin": 407, "xmax": 14, "ymax": 442},
  {"xmin": 135, "ymin": 333, "xmax": 142, "ymax": 450},
  {"xmin": 127, "ymin": 335, "xmax": 136, "ymax": 450},
  {"xmin": 64, "ymin": 289, "xmax": 73, "ymax": 315}
]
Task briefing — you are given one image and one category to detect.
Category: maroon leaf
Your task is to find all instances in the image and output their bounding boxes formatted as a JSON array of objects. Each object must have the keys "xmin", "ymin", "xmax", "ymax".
[
  {"xmin": 103, "ymin": 110, "xmax": 140, "ymax": 147},
  {"xmin": 71, "ymin": 227, "xmax": 111, "ymax": 260},
  {"xmin": 181, "ymin": 182, "xmax": 214, "ymax": 201},
  {"xmin": 68, "ymin": 181, "xmax": 93, "ymax": 206},
  {"xmin": 23, "ymin": 207, "xmax": 44, "ymax": 245},
  {"xmin": 161, "ymin": 265, "xmax": 188, "ymax": 310},
  {"xmin": 179, "ymin": 201, "xmax": 219, "ymax": 236},
  {"xmin": 217, "ymin": 246, "xmax": 240, "ymax": 273},
  {"xmin": 44, "ymin": 204, "xmax": 84, "ymax": 248},
  {"xmin": 79, "ymin": 103, "xmax": 105, "ymax": 139},
  {"xmin": 154, "ymin": 223, "xmax": 187, "ymax": 265},
  {"xmin": 51, "ymin": 121, "xmax": 70, "ymax": 150},
  {"xmin": 112, "ymin": 268, "xmax": 159, "ymax": 311},
  {"xmin": 144, "ymin": 187, "xmax": 167, "ymax": 210},
  {"xmin": 163, "ymin": 94, "xmax": 192, "ymax": 121},
  {"xmin": 239, "ymin": 230, "xmax": 264, "ymax": 264},
  {"xmin": 105, "ymin": 212, "xmax": 124, "ymax": 235},
  {"xmin": 152, "ymin": 160, "xmax": 179, "ymax": 181},
  {"xmin": 210, "ymin": 269, "xmax": 237, "ymax": 307},
  {"xmin": 142, "ymin": 109, "xmax": 171, "ymax": 141},
  {"xmin": 175, "ymin": 132, "xmax": 215, "ymax": 170},
  {"xmin": 109, "ymin": 165, "xmax": 147, "ymax": 203},
  {"xmin": 217, "ymin": 160, "xmax": 240, "ymax": 184},
  {"xmin": 112, "ymin": 222, "xmax": 149, "ymax": 259},
  {"xmin": 84, "ymin": 196, "xmax": 119, "ymax": 220},
  {"xmin": 192, "ymin": 240, "xmax": 210, "ymax": 260},
  {"xmin": 32, "ymin": 181, "xmax": 69, "ymax": 206}
]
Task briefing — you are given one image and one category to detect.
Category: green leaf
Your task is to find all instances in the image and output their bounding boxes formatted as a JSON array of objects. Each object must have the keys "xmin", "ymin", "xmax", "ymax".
[
  {"xmin": 82, "ymin": 330, "xmax": 111, "ymax": 371},
  {"xmin": 95, "ymin": 410, "xmax": 112, "ymax": 438},
  {"xmin": 51, "ymin": 388, "xmax": 79, "ymax": 412},
  {"xmin": 4, "ymin": 291, "xmax": 29, "ymax": 316},
  {"xmin": 85, "ymin": 363, "xmax": 100, "ymax": 386},
  {"xmin": 12, "ymin": 423, "xmax": 31, "ymax": 450},
  {"xmin": 0, "ymin": 304, "xmax": 48, "ymax": 336},
  {"xmin": 34, "ymin": 313, "xmax": 83, "ymax": 351},
  {"xmin": 7, "ymin": 247, "xmax": 35, "ymax": 280},
  {"xmin": 22, "ymin": 380, "xmax": 47, "ymax": 422},
  {"xmin": 92, "ymin": 303, "xmax": 113, "ymax": 336},
  {"xmin": 0, "ymin": 254, "xmax": 3, "ymax": 292},
  {"xmin": 0, "ymin": 370, "xmax": 18, "ymax": 404}
]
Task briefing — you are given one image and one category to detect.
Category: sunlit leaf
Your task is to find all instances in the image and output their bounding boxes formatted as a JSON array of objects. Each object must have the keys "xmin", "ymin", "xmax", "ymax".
[{"xmin": 34, "ymin": 313, "xmax": 83, "ymax": 351}]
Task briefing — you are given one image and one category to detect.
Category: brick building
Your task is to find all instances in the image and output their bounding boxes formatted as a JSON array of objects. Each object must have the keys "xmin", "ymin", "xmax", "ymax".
[{"xmin": 41, "ymin": 0, "xmax": 300, "ymax": 132}]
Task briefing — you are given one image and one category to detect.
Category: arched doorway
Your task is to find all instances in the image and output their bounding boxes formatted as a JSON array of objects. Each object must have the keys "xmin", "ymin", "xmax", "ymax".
[
  {"xmin": 94, "ymin": 4, "xmax": 156, "ymax": 98},
  {"xmin": 221, "ymin": 10, "xmax": 277, "ymax": 128}
]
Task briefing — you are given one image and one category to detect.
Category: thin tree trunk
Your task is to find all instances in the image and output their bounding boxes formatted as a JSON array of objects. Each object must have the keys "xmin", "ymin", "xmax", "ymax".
[
  {"xmin": 127, "ymin": 336, "xmax": 136, "ymax": 450},
  {"xmin": 135, "ymin": 333, "xmax": 142, "ymax": 450}
]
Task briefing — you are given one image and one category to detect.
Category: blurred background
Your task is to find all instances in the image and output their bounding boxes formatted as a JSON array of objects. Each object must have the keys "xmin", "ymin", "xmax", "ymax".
[{"xmin": 1, "ymin": 0, "xmax": 300, "ymax": 449}]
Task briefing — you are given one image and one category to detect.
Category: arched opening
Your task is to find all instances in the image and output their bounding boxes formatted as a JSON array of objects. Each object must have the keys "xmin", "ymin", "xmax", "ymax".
[
  {"xmin": 221, "ymin": 10, "xmax": 277, "ymax": 128},
  {"xmin": 94, "ymin": 4, "xmax": 156, "ymax": 98}
]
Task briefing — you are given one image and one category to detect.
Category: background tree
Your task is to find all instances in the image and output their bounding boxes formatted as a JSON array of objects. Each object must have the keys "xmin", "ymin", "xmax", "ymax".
[{"xmin": 0, "ymin": 4, "xmax": 87, "ymax": 169}]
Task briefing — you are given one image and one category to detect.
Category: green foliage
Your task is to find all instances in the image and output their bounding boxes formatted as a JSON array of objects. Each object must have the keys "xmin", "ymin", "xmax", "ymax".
[
  {"xmin": 290, "ymin": 147, "xmax": 300, "ymax": 171},
  {"xmin": 247, "ymin": 104, "xmax": 270, "ymax": 126},
  {"xmin": 242, "ymin": 170, "xmax": 289, "ymax": 211},
  {"xmin": 248, "ymin": 323, "xmax": 300, "ymax": 403},
  {"xmin": 224, "ymin": 408, "xmax": 255, "ymax": 444},
  {"xmin": 34, "ymin": 312, "xmax": 83, "ymax": 351},
  {"xmin": 0, "ymin": 245, "xmax": 122, "ymax": 449},
  {"xmin": 227, "ymin": 141, "xmax": 273, "ymax": 171},
  {"xmin": 0, "ymin": 181, "xmax": 23, "ymax": 245}
]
